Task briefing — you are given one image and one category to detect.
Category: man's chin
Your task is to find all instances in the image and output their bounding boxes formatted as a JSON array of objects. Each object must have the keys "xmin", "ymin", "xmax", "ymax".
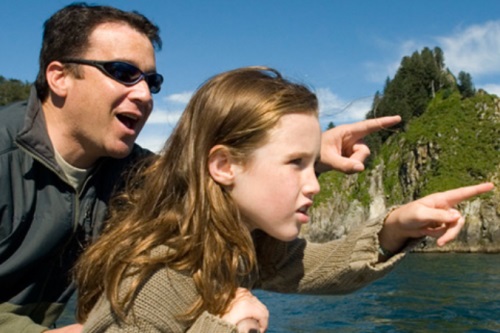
[{"xmin": 107, "ymin": 143, "xmax": 135, "ymax": 159}]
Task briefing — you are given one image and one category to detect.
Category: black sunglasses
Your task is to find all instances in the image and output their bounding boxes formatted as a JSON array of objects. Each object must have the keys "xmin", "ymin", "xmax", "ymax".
[{"xmin": 61, "ymin": 59, "xmax": 163, "ymax": 94}]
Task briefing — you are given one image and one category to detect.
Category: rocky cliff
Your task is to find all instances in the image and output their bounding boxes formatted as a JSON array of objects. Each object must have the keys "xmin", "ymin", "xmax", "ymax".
[{"xmin": 303, "ymin": 91, "xmax": 500, "ymax": 252}]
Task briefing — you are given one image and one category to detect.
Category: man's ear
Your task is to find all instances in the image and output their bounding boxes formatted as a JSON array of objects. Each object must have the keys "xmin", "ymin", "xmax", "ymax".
[
  {"xmin": 45, "ymin": 61, "xmax": 70, "ymax": 98},
  {"xmin": 208, "ymin": 145, "xmax": 237, "ymax": 186}
]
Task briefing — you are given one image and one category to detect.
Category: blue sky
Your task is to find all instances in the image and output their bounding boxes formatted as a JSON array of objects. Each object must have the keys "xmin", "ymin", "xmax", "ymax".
[{"xmin": 1, "ymin": 1, "xmax": 499, "ymax": 152}]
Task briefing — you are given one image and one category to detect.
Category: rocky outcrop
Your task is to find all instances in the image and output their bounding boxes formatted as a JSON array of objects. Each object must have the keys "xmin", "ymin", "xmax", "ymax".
[
  {"xmin": 304, "ymin": 162, "xmax": 500, "ymax": 252},
  {"xmin": 303, "ymin": 95, "xmax": 500, "ymax": 253}
]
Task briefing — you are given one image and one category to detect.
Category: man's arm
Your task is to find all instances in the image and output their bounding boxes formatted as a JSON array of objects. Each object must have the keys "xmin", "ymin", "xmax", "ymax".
[
  {"xmin": 0, "ymin": 309, "xmax": 82, "ymax": 333},
  {"xmin": 316, "ymin": 116, "xmax": 401, "ymax": 174},
  {"xmin": 0, "ymin": 309, "xmax": 49, "ymax": 333}
]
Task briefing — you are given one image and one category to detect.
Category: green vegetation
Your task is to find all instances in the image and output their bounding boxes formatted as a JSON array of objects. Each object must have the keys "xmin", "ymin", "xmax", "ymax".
[
  {"xmin": 0, "ymin": 75, "xmax": 31, "ymax": 106},
  {"xmin": 404, "ymin": 92, "xmax": 499, "ymax": 196},
  {"xmin": 315, "ymin": 171, "xmax": 345, "ymax": 206},
  {"xmin": 318, "ymin": 46, "xmax": 499, "ymax": 208},
  {"xmin": 366, "ymin": 47, "xmax": 453, "ymax": 131},
  {"xmin": 457, "ymin": 71, "xmax": 476, "ymax": 98}
]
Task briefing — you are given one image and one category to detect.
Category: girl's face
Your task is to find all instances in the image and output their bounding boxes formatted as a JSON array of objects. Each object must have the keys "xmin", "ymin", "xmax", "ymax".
[{"xmin": 230, "ymin": 112, "xmax": 321, "ymax": 241}]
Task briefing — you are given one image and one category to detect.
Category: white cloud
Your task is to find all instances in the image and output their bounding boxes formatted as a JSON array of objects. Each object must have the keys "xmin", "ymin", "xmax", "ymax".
[
  {"xmin": 138, "ymin": 113, "xmax": 177, "ymax": 152},
  {"xmin": 138, "ymin": 91, "xmax": 193, "ymax": 151},
  {"xmin": 316, "ymin": 88, "xmax": 373, "ymax": 125},
  {"xmin": 438, "ymin": 21, "xmax": 500, "ymax": 77},
  {"xmin": 316, "ymin": 87, "xmax": 345, "ymax": 116},
  {"xmin": 147, "ymin": 108, "xmax": 183, "ymax": 125},
  {"xmin": 149, "ymin": 92, "xmax": 190, "ymax": 126},
  {"xmin": 364, "ymin": 20, "xmax": 500, "ymax": 87},
  {"xmin": 164, "ymin": 91, "xmax": 193, "ymax": 104},
  {"xmin": 136, "ymin": 134, "xmax": 166, "ymax": 153}
]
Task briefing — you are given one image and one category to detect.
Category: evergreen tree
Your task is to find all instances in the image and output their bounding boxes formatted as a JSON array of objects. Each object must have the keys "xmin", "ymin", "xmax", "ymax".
[
  {"xmin": 363, "ymin": 46, "xmax": 455, "ymax": 159},
  {"xmin": 457, "ymin": 71, "xmax": 476, "ymax": 98},
  {"xmin": 433, "ymin": 47, "xmax": 445, "ymax": 72},
  {"xmin": 366, "ymin": 91, "xmax": 383, "ymax": 120}
]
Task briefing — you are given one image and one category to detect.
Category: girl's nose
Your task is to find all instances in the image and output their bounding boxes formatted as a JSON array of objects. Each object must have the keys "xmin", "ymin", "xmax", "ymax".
[{"xmin": 304, "ymin": 170, "xmax": 320, "ymax": 198}]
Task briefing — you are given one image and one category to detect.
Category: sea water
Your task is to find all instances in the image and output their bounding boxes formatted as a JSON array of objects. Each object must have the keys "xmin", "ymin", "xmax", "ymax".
[
  {"xmin": 254, "ymin": 253, "xmax": 500, "ymax": 332},
  {"xmin": 59, "ymin": 253, "xmax": 500, "ymax": 332}
]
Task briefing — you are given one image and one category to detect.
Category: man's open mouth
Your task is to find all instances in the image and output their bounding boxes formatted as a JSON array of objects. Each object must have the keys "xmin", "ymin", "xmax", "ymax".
[{"xmin": 117, "ymin": 114, "xmax": 138, "ymax": 129}]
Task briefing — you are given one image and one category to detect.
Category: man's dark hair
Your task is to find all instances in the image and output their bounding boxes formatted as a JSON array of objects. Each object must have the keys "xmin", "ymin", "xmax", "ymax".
[{"xmin": 35, "ymin": 2, "xmax": 162, "ymax": 101}]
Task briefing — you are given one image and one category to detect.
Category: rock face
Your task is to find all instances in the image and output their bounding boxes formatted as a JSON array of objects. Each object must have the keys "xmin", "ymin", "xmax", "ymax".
[
  {"xmin": 303, "ymin": 94, "xmax": 500, "ymax": 253},
  {"xmin": 304, "ymin": 162, "xmax": 500, "ymax": 252}
]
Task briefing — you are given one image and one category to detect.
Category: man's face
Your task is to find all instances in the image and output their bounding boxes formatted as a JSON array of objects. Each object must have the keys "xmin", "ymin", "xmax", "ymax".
[{"xmin": 63, "ymin": 22, "xmax": 157, "ymax": 166}]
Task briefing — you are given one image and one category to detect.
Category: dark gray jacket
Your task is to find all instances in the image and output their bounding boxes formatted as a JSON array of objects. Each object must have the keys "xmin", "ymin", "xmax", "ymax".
[{"xmin": 0, "ymin": 88, "xmax": 152, "ymax": 332}]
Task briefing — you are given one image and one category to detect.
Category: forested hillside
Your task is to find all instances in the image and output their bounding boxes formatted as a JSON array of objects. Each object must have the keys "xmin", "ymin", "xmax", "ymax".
[
  {"xmin": 0, "ymin": 75, "xmax": 31, "ymax": 106},
  {"xmin": 308, "ymin": 47, "xmax": 500, "ymax": 252}
]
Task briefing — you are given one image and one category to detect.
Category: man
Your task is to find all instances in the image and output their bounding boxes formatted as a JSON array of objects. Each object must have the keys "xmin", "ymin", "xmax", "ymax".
[
  {"xmin": 0, "ymin": 3, "xmax": 162, "ymax": 332},
  {"xmin": 0, "ymin": 3, "xmax": 401, "ymax": 333}
]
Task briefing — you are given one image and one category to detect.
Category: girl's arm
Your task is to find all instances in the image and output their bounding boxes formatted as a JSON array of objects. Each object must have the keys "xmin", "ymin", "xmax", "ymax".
[
  {"xmin": 378, "ymin": 182, "xmax": 494, "ymax": 256},
  {"xmin": 256, "ymin": 183, "xmax": 493, "ymax": 295}
]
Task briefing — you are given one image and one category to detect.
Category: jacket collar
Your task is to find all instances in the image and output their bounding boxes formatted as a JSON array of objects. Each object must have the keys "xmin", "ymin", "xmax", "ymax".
[{"xmin": 16, "ymin": 86, "xmax": 59, "ymax": 171}]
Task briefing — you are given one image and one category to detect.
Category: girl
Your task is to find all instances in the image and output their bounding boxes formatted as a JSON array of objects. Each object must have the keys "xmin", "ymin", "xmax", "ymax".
[{"xmin": 75, "ymin": 67, "xmax": 493, "ymax": 333}]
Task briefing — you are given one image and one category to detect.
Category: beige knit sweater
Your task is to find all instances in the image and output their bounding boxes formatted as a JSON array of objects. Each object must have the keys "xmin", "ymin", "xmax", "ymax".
[{"xmin": 82, "ymin": 212, "xmax": 409, "ymax": 332}]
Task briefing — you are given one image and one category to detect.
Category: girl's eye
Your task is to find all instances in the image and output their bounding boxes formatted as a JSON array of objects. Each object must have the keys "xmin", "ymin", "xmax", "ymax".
[{"xmin": 290, "ymin": 158, "xmax": 302, "ymax": 166}]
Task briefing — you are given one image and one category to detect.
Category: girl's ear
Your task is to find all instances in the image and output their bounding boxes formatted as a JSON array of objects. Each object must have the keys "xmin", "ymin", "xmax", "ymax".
[
  {"xmin": 208, "ymin": 145, "xmax": 237, "ymax": 186},
  {"xmin": 46, "ymin": 61, "xmax": 70, "ymax": 98}
]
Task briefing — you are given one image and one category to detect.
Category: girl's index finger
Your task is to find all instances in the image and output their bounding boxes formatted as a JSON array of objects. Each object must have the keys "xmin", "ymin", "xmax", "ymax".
[{"xmin": 436, "ymin": 183, "xmax": 494, "ymax": 207}]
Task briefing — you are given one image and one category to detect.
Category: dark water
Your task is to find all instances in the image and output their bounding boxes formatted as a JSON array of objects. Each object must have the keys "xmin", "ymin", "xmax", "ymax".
[{"xmin": 60, "ymin": 253, "xmax": 500, "ymax": 332}]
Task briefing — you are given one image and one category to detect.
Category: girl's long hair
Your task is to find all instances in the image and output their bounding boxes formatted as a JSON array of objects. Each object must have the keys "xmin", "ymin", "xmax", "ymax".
[{"xmin": 75, "ymin": 66, "xmax": 318, "ymax": 323}]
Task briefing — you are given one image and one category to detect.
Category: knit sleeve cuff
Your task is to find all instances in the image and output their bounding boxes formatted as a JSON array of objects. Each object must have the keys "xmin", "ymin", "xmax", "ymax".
[
  {"xmin": 345, "ymin": 206, "xmax": 423, "ymax": 280},
  {"xmin": 300, "ymin": 206, "xmax": 421, "ymax": 294}
]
